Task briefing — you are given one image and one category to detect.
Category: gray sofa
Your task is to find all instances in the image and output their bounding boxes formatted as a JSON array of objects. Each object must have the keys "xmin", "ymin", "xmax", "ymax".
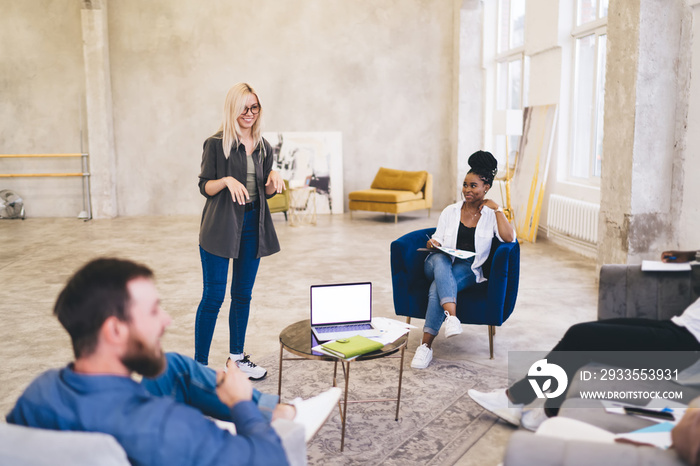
[
  {"xmin": 1, "ymin": 419, "xmax": 307, "ymax": 466},
  {"xmin": 504, "ymin": 263, "xmax": 700, "ymax": 466}
]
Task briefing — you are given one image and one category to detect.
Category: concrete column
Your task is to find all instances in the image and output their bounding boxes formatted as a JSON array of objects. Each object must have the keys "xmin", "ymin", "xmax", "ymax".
[
  {"xmin": 456, "ymin": 0, "xmax": 484, "ymax": 195},
  {"xmin": 597, "ymin": 0, "xmax": 691, "ymax": 266},
  {"xmin": 81, "ymin": 0, "xmax": 118, "ymax": 218}
]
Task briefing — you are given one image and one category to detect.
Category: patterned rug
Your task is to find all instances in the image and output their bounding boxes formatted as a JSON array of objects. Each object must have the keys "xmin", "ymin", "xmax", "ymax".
[{"xmin": 253, "ymin": 353, "xmax": 509, "ymax": 466}]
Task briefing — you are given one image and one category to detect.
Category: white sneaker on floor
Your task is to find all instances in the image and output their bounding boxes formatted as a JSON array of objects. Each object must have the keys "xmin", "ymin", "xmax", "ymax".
[
  {"xmin": 521, "ymin": 407, "xmax": 548, "ymax": 431},
  {"xmin": 227, "ymin": 354, "xmax": 267, "ymax": 380},
  {"xmin": 291, "ymin": 387, "xmax": 342, "ymax": 442},
  {"xmin": 468, "ymin": 389, "xmax": 523, "ymax": 426},
  {"xmin": 410, "ymin": 343, "xmax": 433, "ymax": 369},
  {"xmin": 443, "ymin": 311, "xmax": 463, "ymax": 338}
]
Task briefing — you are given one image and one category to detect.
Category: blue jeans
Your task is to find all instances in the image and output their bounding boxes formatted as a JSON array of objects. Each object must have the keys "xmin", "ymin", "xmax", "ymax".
[
  {"xmin": 423, "ymin": 253, "xmax": 477, "ymax": 336},
  {"xmin": 142, "ymin": 353, "xmax": 279, "ymax": 422},
  {"xmin": 195, "ymin": 208, "xmax": 261, "ymax": 365}
]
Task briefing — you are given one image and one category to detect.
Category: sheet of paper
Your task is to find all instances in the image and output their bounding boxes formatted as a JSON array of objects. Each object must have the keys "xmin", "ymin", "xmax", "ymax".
[
  {"xmin": 614, "ymin": 422, "xmax": 674, "ymax": 449},
  {"xmin": 435, "ymin": 245, "xmax": 476, "ymax": 260},
  {"xmin": 602, "ymin": 400, "xmax": 686, "ymax": 424},
  {"xmin": 535, "ymin": 417, "xmax": 615, "ymax": 444},
  {"xmin": 369, "ymin": 317, "xmax": 415, "ymax": 345},
  {"xmin": 641, "ymin": 260, "xmax": 691, "ymax": 272}
]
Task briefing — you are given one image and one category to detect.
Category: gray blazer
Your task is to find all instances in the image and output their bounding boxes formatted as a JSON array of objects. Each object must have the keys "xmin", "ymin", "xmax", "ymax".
[{"xmin": 198, "ymin": 134, "xmax": 281, "ymax": 259}]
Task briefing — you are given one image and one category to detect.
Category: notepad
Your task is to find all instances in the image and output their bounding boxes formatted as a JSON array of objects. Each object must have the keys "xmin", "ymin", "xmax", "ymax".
[
  {"xmin": 642, "ymin": 260, "xmax": 691, "ymax": 272},
  {"xmin": 321, "ymin": 335, "xmax": 384, "ymax": 359}
]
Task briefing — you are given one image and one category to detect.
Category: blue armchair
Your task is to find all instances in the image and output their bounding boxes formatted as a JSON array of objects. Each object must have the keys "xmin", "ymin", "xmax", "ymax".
[{"xmin": 390, "ymin": 228, "xmax": 520, "ymax": 358}]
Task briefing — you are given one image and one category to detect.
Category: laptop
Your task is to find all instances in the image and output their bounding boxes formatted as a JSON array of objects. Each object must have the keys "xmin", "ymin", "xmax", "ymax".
[{"xmin": 310, "ymin": 282, "xmax": 379, "ymax": 342}]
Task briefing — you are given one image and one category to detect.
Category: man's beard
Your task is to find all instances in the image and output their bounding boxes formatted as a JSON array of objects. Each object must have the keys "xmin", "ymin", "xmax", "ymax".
[{"xmin": 121, "ymin": 332, "xmax": 166, "ymax": 378}]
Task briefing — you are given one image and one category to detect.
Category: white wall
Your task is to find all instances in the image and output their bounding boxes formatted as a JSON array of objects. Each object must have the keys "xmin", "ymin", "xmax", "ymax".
[{"xmin": 1, "ymin": 0, "xmax": 460, "ymax": 217}]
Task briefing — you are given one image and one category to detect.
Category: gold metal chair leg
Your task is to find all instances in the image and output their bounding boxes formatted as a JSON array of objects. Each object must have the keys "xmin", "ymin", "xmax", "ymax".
[
  {"xmin": 488, "ymin": 325, "xmax": 495, "ymax": 359},
  {"xmin": 405, "ymin": 316, "xmax": 411, "ymax": 325},
  {"xmin": 394, "ymin": 214, "xmax": 398, "ymax": 223}
]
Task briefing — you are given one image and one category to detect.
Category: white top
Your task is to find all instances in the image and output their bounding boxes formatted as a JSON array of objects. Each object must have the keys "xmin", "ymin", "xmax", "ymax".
[
  {"xmin": 431, "ymin": 201, "xmax": 516, "ymax": 283},
  {"xmin": 671, "ymin": 297, "xmax": 700, "ymax": 342}
]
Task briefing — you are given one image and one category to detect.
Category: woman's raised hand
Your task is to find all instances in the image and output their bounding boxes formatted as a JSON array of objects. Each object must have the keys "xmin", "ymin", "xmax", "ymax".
[
  {"xmin": 223, "ymin": 176, "xmax": 249, "ymax": 205},
  {"xmin": 265, "ymin": 170, "xmax": 285, "ymax": 194},
  {"xmin": 479, "ymin": 199, "xmax": 500, "ymax": 211}
]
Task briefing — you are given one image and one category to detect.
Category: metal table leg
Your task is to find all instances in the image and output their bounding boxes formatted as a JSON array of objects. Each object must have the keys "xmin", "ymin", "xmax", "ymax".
[{"xmin": 340, "ymin": 361, "xmax": 350, "ymax": 452}]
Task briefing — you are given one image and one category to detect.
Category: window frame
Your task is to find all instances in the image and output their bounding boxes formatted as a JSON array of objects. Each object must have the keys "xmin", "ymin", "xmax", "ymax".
[
  {"xmin": 492, "ymin": 0, "xmax": 526, "ymax": 175},
  {"xmin": 567, "ymin": 4, "xmax": 607, "ymax": 185}
]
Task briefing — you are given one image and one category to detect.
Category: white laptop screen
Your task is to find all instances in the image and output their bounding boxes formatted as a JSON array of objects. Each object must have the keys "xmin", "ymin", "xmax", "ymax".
[{"xmin": 310, "ymin": 282, "xmax": 372, "ymax": 326}]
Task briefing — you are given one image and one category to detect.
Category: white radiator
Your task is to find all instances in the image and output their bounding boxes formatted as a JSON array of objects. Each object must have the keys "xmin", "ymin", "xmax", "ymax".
[{"xmin": 547, "ymin": 195, "xmax": 599, "ymax": 244}]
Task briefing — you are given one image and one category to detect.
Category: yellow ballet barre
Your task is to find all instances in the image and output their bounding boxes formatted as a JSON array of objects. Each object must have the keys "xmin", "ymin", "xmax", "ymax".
[
  {"xmin": 0, "ymin": 153, "xmax": 85, "ymax": 158},
  {"xmin": 0, "ymin": 153, "xmax": 92, "ymax": 219},
  {"xmin": 0, "ymin": 173, "xmax": 85, "ymax": 177}
]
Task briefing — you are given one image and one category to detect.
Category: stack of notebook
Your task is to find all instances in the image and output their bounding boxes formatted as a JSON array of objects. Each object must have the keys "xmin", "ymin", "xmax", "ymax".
[{"xmin": 320, "ymin": 335, "xmax": 384, "ymax": 359}]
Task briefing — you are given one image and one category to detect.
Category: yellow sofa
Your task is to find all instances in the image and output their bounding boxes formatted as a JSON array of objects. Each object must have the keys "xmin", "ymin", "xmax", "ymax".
[
  {"xmin": 348, "ymin": 168, "xmax": 432, "ymax": 223},
  {"xmin": 267, "ymin": 180, "xmax": 290, "ymax": 220}
]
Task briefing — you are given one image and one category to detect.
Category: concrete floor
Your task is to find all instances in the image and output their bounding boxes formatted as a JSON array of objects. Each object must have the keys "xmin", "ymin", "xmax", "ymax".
[{"xmin": 0, "ymin": 211, "xmax": 598, "ymax": 465}]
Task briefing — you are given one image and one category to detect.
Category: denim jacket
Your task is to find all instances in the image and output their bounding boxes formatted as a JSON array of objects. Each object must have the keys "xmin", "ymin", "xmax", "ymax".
[{"xmin": 6, "ymin": 364, "xmax": 288, "ymax": 466}]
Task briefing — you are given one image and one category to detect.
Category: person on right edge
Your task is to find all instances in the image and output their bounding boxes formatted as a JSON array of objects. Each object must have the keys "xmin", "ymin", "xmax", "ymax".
[
  {"xmin": 411, "ymin": 151, "xmax": 516, "ymax": 370},
  {"xmin": 663, "ymin": 250, "xmax": 700, "ymax": 263},
  {"xmin": 468, "ymin": 294, "xmax": 700, "ymax": 432}
]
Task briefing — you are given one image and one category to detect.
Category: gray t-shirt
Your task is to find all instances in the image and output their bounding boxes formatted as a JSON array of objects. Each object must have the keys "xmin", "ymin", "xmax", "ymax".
[{"xmin": 246, "ymin": 153, "xmax": 258, "ymax": 203}]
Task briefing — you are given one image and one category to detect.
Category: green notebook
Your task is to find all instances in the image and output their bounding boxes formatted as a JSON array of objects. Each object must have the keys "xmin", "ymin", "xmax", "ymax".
[{"xmin": 321, "ymin": 335, "xmax": 384, "ymax": 359}]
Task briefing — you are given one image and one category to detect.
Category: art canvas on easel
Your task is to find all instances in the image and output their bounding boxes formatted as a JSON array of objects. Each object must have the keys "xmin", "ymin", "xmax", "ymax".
[
  {"xmin": 263, "ymin": 132, "xmax": 343, "ymax": 214},
  {"xmin": 510, "ymin": 105, "xmax": 558, "ymax": 242}
]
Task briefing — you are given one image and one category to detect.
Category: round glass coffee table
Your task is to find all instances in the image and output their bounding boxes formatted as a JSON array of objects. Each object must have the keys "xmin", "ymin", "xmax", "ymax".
[{"xmin": 278, "ymin": 319, "xmax": 408, "ymax": 451}]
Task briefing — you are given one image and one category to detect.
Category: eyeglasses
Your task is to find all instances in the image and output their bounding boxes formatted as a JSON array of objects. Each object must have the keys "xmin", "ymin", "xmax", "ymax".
[{"xmin": 241, "ymin": 104, "xmax": 260, "ymax": 116}]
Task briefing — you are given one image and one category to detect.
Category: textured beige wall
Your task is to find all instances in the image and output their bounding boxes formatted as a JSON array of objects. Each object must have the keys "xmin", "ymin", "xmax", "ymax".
[
  {"xmin": 0, "ymin": 1, "xmax": 86, "ymax": 217},
  {"xmin": 598, "ymin": 0, "xmax": 694, "ymax": 265},
  {"xmin": 1, "ymin": 0, "xmax": 458, "ymax": 217},
  {"xmin": 107, "ymin": 0, "xmax": 458, "ymax": 216},
  {"xmin": 681, "ymin": 3, "xmax": 700, "ymax": 249}
]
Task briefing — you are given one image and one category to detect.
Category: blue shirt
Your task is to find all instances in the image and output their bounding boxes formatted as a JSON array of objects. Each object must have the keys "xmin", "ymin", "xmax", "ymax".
[{"xmin": 6, "ymin": 365, "xmax": 289, "ymax": 466}]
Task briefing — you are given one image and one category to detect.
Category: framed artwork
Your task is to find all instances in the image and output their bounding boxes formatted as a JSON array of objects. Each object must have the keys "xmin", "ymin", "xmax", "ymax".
[
  {"xmin": 510, "ymin": 105, "xmax": 558, "ymax": 242},
  {"xmin": 263, "ymin": 132, "xmax": 343, "ymax": 214}
]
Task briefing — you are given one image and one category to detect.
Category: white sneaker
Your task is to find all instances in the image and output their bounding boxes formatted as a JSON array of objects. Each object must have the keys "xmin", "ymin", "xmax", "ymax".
[
  {"xmin": 227, "ymin": 354, "xmax": 267, "ymax": 380},
  {"xmin": 443, "ymin": 311, "xmax": 463, "ymax": 338},
  {"xmin": 410, "ymin": 343, "xmax": 433, "ymax": 369},
  {"xmin": 521, "ymin": 408, "xmax": 548, "ymax": 431},
  {"xmin": 291, "ymin": 387, "xmax": 342, "ymax": 442},
  {"xmin": 468, "ymin": 389, "xmax": 523, "ymax": 426}
]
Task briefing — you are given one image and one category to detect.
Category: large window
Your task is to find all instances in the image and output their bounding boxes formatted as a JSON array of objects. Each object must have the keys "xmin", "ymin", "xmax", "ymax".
[
  {"xmin": 570, "ymin": 0, "xmax": 608, "ymax": 180},
  {"xmin": 494, "ymin": 0, "xmax": 526, "ymax": 173}
]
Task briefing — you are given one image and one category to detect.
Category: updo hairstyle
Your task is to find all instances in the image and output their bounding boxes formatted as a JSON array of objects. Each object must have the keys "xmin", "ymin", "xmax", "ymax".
[{"xmin": 467, "ymin": 151, "xmax": 498, "ymax": 187}]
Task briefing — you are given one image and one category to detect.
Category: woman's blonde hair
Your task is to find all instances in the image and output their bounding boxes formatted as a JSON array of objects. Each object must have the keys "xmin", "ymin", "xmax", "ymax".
[{"xmin": 218, "ymin": 83, "xmax": 264, "ymax": 159}]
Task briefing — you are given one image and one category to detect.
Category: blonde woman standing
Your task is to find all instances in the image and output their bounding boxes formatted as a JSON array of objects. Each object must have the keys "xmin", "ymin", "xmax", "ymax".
[{"xmin": 195, "ymin": 83, "xmax": 285, "ymax": 379}]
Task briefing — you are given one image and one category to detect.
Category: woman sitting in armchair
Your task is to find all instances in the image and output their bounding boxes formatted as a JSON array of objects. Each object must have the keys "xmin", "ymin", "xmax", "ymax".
[{"xmin": 411, "ymin": 151, "xmax": 516, "ymax": 369}]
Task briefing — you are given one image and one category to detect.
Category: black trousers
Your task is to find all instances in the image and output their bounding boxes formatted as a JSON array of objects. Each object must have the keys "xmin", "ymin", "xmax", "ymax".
[{"xmin": 509, "ymin": 318, "xmax": 700, "ymax": 406}]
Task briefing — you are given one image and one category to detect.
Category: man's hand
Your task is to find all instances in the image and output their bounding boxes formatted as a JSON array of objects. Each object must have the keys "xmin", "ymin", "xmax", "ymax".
[
  {"xmin": 662, "ymin": 250, "xmax": 697, "ymax": 263},
  {"xmin": 215, "ymin": 365, "xmax": 253, "ymax": 408},
  {"xmin": 672, "ymin": 402, "xmax": 700, "ymax": 465}
]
